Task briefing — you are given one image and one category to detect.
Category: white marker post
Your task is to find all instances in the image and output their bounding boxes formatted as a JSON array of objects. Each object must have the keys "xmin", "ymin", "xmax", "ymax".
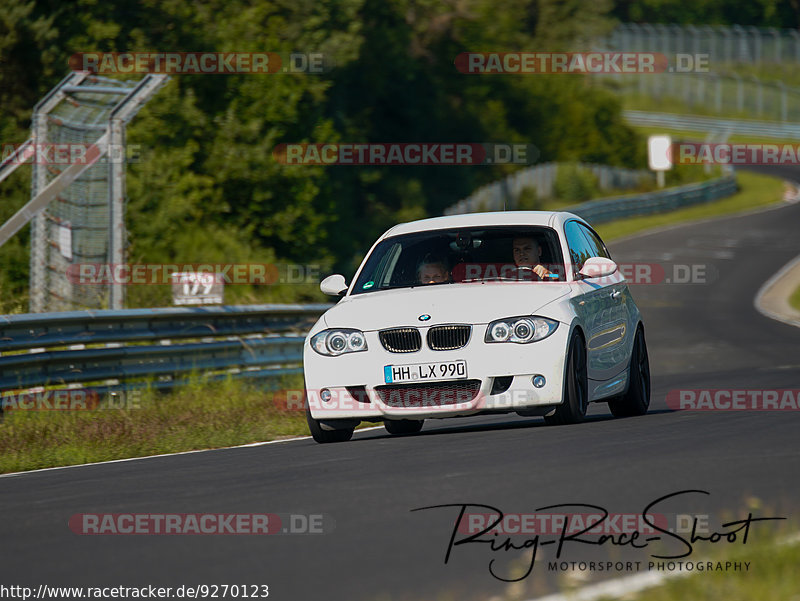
[
  {"xmin": 647, "ymin": 135, "xmax": 672, "ymax": 189},
  {"xmin": 171, "ymin": 272, "xmax": 224, "ymax": 305}
]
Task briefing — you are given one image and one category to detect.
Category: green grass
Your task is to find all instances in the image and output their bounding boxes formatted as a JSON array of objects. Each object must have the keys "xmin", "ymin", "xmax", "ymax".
[
  {"xmin": 620, "ymin": 92, "xmax": 784, "ymax": 122},
  {"xmin": 600, "ymin": 70, "xmax": 800, "ymax": 122},
  {"xmin": 0, "ymin": 377, "xmax": 312, "ymax": 474},
  {"xmin": 614, "ymin": 81, "xmax": 800, "ymax": 122},
  {"xmin": 790, "ymin": 284, "xmax": 800, "ymax": 312},
  {"xmin": 630, "ymin": 125, "xmax": 800, "ymax": 147},
  {"xmin": 595, "ymin": 170, "xmax": 785, "ymax": 242},
  {"xmin": 613, "ymin": 532, "xmax": 800, "ymax": 601},
  {"xmin": 714, "ymin": 63, "xmax": 800, "ymax": 89}
]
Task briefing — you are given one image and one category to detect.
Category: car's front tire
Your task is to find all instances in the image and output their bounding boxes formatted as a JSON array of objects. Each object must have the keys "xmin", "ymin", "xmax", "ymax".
[
  {"xmin": 384, "ymin": 419, "xmax": 424, "ymax": 435},
  {"xmin": 544, "ymin": 331, "xmax": 588, "ymax": 426},
  {"xmin": 305, "ymin": 397, "xmax": 355, "ymax": 443},
  {"xmin": 608, "ymin": 326, "xmax": 650, "ymax": 418}
]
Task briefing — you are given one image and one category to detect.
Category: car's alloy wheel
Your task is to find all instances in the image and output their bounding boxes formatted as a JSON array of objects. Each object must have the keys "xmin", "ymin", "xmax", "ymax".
[
  {"xmin": 608, "ymin": 326, "xmax": 650, "ymax": 418},
  {"xmin": 305, "ymin": 393, "xmax": 355, "ymax": 443},
  {"xmin": 384, "ymin": 419, "xmax": 424, "ymax": 435},
  {"xmin": 544, "ymin": 333, "xmax": 588, "ymax": 425}
]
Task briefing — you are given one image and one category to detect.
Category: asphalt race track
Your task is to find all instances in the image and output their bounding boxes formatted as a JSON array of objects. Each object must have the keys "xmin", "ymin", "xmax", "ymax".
[{"xmin": 2, "ymin": 175, "xmax": 799, "ymax": 601}]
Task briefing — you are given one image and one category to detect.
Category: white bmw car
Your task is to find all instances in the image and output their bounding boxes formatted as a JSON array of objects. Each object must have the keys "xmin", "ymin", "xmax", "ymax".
[{"xmin": 303, "ymin": 211, "xmax": 650, "ymax": 443}]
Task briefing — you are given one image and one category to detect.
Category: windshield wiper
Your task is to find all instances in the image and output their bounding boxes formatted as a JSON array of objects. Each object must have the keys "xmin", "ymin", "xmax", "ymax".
[
  {"xmin": 367, "ymin": 281, "xmax": 454, "ymax": 291},
  {"xmin": 461, "ymin": 276, "xmax": 537, "ymax": 282}
]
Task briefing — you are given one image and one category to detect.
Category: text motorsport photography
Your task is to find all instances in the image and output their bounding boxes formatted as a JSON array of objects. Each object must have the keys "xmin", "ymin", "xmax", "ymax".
[{"xmin": 412, "ymin": 491, "xmax": 785, "ymax": 582}]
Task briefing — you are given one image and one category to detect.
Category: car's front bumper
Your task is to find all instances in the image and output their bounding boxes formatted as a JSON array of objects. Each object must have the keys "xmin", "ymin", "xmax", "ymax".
[{"xmin": 303, "ymin": 323, "xmax": 570, "ymax": 421}]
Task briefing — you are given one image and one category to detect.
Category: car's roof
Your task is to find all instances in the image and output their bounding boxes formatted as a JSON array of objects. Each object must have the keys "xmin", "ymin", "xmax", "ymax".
[{"xmin": 380, "ymin": 211, "xmax": 584, "ymax": 239}]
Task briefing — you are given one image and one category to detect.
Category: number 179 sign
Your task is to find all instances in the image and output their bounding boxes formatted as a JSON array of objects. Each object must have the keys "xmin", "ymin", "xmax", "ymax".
[{"xmin": 171, "ymin": 272, "xmax": 224, "ymax": 305}]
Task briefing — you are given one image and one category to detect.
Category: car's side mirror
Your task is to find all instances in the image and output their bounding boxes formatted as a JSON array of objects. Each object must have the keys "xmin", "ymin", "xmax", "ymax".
[
  {"xmin": 578, "ymin": 257, "xmax": 618, "ymax": 280},
  {"xmin": 320, "ymin": 274, "xmax": 348, "ymax": 296}
]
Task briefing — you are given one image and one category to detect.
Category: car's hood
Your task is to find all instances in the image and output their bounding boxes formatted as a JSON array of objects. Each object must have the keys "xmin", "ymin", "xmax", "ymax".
[{"xmin": 323, "ymin": 283, "xmax": 571, "ymax": 330}]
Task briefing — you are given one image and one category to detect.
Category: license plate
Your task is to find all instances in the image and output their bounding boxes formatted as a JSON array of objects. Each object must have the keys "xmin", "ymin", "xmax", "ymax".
[{"xmin": 384, "ymin": 360, "xmax": 467, "ymax": 384}]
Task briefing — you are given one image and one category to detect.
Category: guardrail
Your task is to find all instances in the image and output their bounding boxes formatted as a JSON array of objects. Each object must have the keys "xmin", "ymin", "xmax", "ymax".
[
  {"xmin": 623, "ymin": 110, "xmax": 800, "ymax": 139},
  {"xmin": 0, "ymin": 304, "xmax": 331, "ymax": 404},
  {"xmin": 564, "ymin": 174, "xmax": 738, "ymax": 224},
  {"xmin": 444, "ymin": 160, "xmax": 737, "ymax": 225},
  {"xmin": 444, "ymin": 162, "xmax": 653, "ymax": 216}
]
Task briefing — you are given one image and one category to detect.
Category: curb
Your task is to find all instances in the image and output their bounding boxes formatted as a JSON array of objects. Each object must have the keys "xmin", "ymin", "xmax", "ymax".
[{"xmin": 754, "ymin": 253, "xmax": 800, "ymax": 329}]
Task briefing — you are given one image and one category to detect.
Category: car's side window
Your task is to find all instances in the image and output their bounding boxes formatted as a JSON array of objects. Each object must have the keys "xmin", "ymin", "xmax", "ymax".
[
  {"xmin": 564, "ymin": 221, "xmax": 593, "ymax": 273},
  {"xmin": 576, "ymin": 223, "xmax": 611, "ymax": 260}
]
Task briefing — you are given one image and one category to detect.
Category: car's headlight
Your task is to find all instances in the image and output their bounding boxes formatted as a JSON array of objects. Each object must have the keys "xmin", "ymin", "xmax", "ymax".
[
  {"xmin": 310, "ymin": 329, "xmax": 368, "ymax": 356},
  {"xmin": 484, "ymin": 316, "xmax": 559, "ymax": 344}
]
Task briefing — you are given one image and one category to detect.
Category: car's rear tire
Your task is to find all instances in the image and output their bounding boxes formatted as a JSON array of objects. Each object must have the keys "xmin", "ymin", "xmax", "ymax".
[
  {"xmin": 384, "ymin": 419, "xmax": 424, "ymax": 435},
  {"xmin": 608, "ymin": 326, "xmax": 650, "ymax": 418},
  {"xmin": 544, "ymin": 332, "xmax": 588, "ymax": 426},
  {"xmin": 305, "ymin": 397, "xmax": 355, "ymax": 443}
]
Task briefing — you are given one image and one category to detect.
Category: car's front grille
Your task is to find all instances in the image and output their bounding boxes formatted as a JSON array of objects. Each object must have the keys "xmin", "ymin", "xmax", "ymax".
[
  {"xmin": 379, "ymin": 328, "xmax": 422, "ymax": 353},
  {"xmin": 374, "ymin": 379, "xmax": 482, "ymax": 408},
  {"xmin": 427, "ymin": 325, "xmax": 471, "ymax": 350}
]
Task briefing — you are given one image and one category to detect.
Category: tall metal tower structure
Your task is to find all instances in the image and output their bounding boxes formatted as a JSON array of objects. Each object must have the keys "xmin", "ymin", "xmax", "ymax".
[{"xmin": 0, "ymin": 71, "xmax": 168, "ymax": 312}]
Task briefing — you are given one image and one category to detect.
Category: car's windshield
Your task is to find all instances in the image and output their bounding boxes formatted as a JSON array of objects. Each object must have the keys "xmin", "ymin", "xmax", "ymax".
[{"xmin": 351, "ymin": 226, "xmax": 566, "ymax": 295}]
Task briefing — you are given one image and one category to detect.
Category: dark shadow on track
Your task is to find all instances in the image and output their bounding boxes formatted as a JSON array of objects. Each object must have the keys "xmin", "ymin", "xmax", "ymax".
[{"xmin": 346, "ymin": 408, "xmax": 677, "ymax": 442}]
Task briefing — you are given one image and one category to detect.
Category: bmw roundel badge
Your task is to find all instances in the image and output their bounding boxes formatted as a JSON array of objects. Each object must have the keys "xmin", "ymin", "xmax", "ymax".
[{"xmin": 418, "ymin": 314, "xmax": 431, "ymax": 321}]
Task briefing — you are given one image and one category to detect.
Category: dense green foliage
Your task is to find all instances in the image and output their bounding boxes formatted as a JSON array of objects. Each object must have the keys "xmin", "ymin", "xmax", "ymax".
[
  {"xmin": 554, "ymin": 163, "xmax": 600, "ymax": 202},
  {"xmin": 613, "ymin": 0, "xmax": 800, "ymax": 28},
  {"xmin": 3, "ymin": 0, "xmax": 793, "ymax": 310}
]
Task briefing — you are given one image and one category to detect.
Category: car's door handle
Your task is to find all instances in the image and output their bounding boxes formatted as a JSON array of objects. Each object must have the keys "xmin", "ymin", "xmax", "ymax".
[{"xmin": 610, "ymin": 290, "xmax": 621, "ymax": 299}]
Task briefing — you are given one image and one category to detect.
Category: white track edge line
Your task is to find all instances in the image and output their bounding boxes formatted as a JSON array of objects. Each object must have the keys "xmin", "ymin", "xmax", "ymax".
[{"xmin": 753, "ymin": 253, "xmax": 800, "ymax": 329}]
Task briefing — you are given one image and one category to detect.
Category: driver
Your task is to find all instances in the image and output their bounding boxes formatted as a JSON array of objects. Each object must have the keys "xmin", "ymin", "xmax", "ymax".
[
  {"xmin": 512, "ymin": 236, "xmax": 552, "ymax": 279},
  {"xmin": 416, "ymin": 257, "xmax": 450, "ymax": 284}
]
